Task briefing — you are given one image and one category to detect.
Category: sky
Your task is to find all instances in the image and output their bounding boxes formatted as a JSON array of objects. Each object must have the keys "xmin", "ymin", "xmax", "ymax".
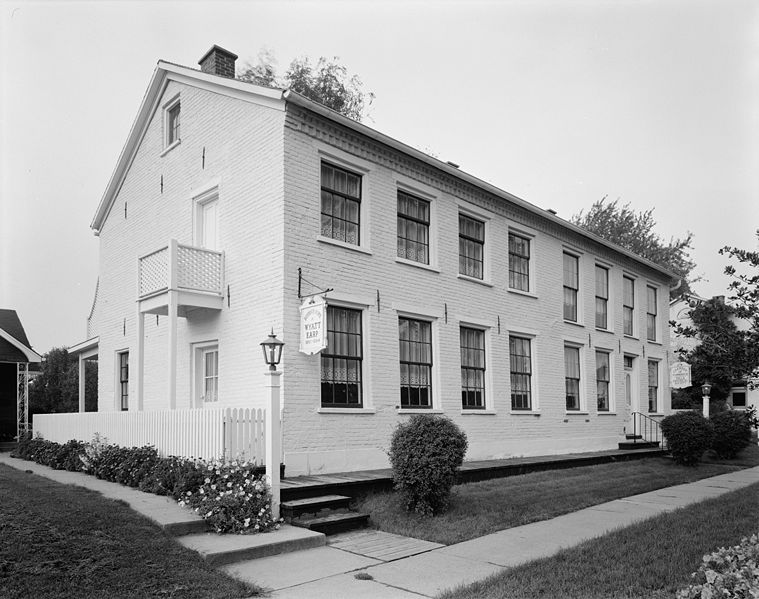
[{"xmin": 1, "ymin": 0, "xmax": 757, "ymax": 355}]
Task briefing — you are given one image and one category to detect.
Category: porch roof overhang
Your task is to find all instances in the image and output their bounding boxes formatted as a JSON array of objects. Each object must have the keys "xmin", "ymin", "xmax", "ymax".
[
  {"xmin": 68, "ymin": 336, "xmax": 99, "ymax": 360},
  {"xmin": 0, "ymin": 328, "xmax": 42, "ymax": 363}
]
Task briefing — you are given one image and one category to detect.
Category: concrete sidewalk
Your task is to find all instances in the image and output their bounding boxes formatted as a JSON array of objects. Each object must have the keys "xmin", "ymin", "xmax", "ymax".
[{"xmin": 2, "ymin": 452, "xmax": 758, "ymax": 598}]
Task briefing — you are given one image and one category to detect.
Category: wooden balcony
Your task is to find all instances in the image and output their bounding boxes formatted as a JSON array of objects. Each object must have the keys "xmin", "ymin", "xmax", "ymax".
[{"xmin": 138, "ymin": 239, "xmax": 224, "ymax": 316}]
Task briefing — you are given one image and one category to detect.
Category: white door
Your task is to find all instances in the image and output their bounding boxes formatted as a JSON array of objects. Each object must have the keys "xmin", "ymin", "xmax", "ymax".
[
  {"xmin": 624, "ymin": 355, "xmax": 638, "ymax": 431},
  {"xmin": 199, "ymin": 199, "xmax": 218, "ymax": 250}
]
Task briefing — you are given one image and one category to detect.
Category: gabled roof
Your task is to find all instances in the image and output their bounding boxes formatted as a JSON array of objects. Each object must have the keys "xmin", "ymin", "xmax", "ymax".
[
  {"xmin": 0, "ymin": 309, "xmax": 42, "ymax": 363},
  {"xmin": 91, "ymin": 57, "xmax": 678, "ymax": 283}
]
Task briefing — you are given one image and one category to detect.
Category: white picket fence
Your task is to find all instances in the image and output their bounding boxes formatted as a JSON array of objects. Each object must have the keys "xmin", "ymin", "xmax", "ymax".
[{"xmin": 33, "ymin": 408, "xmax": 276, "ymax": 464}]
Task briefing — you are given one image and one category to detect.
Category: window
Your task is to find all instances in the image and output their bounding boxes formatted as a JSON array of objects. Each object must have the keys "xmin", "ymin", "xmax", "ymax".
[
  {"xmin": 731, "ymin": 387, "xmax": 747, "ymax": 408},
  {"xmin": 596, "ymin": 351, "xmax": 610, "ymax": 411},
  {"xmin": 201, "ymin": 347, "xmax": 219, "ymax": 403},
  {"xmin": 623, "ymin": 276, "xmax": 635, "ymax": 336},
  {"xmin": 624, "ymin": 355, "xmax": 635, "ymax": 407},
  {"xmin": 460, "ymin": 327, "xmax": 485, "ymax": 409},
  {"xmin": 194, "ymin": 191, "xmax": 219, "ymax": 250},
  {"xmin": 397, "ymin": 191, "xmax": 430, "ymax": 264},
  {"xmin": 508, "ymin": 233, "xmax": 530, "ymax": 291},
  {"xmin": 167, "ymin": 102, "xmax": 181, "ymax": 145},
  {"xmin": 321, "ymin": 306, "xmax": 363, "ymax": 407},
  {"xmin": 321, "ymin": 162, "xmax": 361, "ymax": 245},
  {"xmin": 647, "ymin": 286, "xmax": 658, "ymax": 341},
  {"xmin": 595, "ymin": 266, "xmax": 609, "ymax": 329},
  {"xmin": 399, "ymin": 318, "xmax": 433, "ymax": 408},
  {"xmin": 563, "ymin": 253, "xmax": 579, "ymax": 322},
  {"xmin": 647, "ymin": 361, "xmax": 659, "ymax": 412},
  {"xmin": 459, "ymin": 214, "xmax": 484, "ymax": 279},
  {"xmin": 118, "ymin": 351, "xmax": 129, "ymax": 411},
  {"xmin": 509, "ymin": 336, "xmax": 532, "ymax": 410},
  {"xmin": 565, "ymin": 345, "xmax": 581, "ymax": 411}
]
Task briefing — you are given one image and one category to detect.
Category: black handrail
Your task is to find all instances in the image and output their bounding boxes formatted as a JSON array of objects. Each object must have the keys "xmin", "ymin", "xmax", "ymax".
[{"xmin": 631, "ymin": 411, "xmax": 667, "ymax": 450}]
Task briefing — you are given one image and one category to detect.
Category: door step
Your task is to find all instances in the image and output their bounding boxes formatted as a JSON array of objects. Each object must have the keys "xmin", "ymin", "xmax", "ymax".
[
  {"xmin": 618, "ymin": 440, "xmax": 660, "ymax": 450},
  {"xmin": 625, "ymin": 434, "xmax": 643, "ymax": 440},
  {"xmin": 281, "ymin": 494, "xmax": 352, "ymax": 520},
  {"xmin": 291, "ymin": 511, "xmax": 369, "ymax": 535},
  {"xmin": 283, "ymin": 493, "xmax": 369, "ymax": 535}
]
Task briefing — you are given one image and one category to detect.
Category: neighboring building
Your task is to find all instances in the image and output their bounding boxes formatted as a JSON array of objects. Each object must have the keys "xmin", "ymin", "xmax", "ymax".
[
  {"xmin": 0, "ymin": 310, "xmax": 42, "ymax": 442},
  {"xmin": 670, "ymin": 294, "xmax": 759, "ymax": 413},
  {"xmin": 74, "ymin": 46, "xmax": 676, "ymax": 475}
]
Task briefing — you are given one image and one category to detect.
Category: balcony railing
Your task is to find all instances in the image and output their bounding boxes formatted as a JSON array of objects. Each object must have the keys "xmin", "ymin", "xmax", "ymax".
[{"xmin": 139, "ymin": 240, "xmax": 224, "ymax": 299}]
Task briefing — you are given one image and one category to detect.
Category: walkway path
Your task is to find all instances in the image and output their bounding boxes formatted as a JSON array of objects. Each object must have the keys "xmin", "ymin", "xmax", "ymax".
[{"xmin": 2, "ymin": 451, "xmax": 757, "ymax": 598}]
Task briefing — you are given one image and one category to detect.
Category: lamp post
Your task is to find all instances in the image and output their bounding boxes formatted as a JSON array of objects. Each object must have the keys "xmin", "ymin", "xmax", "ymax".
[
  {"xmin": 701, "ymin": 380, "xmax": 712, "ymax": 419},
  {"xmin": 260, "ymin": 329, "xmax": 284, "ymax": 520}
]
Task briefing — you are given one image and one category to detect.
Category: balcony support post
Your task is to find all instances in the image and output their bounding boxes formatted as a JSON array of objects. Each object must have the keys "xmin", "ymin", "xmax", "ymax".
[
  {"xmin": 136, "ymin": 308, "xmax": 144, "ymax": 411},
  {"xmin": 168, "ymin": 290, "xmax": 178, "ymax": 410}
]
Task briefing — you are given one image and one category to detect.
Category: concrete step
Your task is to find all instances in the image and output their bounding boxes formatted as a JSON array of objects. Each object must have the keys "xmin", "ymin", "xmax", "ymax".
[
  {"xmin": 618, "ymin": 440, "xmax": 660, "ymax": 450},
  {"xmin": 177, "ymin": 524, "xmax": 326, "ymax": 566},
  {"xmin": 625, "ymin": 434, "xmax": 643, "ymax": 440},
  {"xmin": 292, "ymin": 511, "xmax": 369, "ymax": 535},
  {"xmin": 281, "ymin": 494, "xmax": 352, "ymax": 521}
]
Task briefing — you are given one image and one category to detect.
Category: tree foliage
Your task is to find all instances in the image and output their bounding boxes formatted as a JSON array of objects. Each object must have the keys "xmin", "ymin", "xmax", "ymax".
[
  {"xmin": 238, "ymin": 50, "xmax": 375, "ymax": 122},
  {"xmin": 571, "ymin": 197, "xmax": 696, "ymax": 298},
  {"xmin": 721, "ymin": 230, "xmax": 759, "ymax": 336},
  {"xmin": 29, "ymin": 347, "xmax": 98, "ymax": 416}
]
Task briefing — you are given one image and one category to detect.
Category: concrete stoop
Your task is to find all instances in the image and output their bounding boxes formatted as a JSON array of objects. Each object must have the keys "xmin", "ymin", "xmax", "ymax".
[{"xmin": 283, "ymin": 494, "xmax": 370, "ymax": 536}]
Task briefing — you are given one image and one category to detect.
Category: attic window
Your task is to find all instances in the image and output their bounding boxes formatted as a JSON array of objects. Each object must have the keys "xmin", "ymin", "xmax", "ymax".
[{"xmin": 163, "ymin": 96, "xmax": 181, "ymax": 151}]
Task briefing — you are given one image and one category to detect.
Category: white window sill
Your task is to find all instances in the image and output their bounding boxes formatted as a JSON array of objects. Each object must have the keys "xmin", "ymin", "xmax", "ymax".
[
  {"xmin": 564, "ymin": 320, "xmax": 585, "ymax": 328},
  {"xmin": 457, "ymin": 274, "xmax": 493, "ymax": 287},
  {"xmin": 647, "ymin": 340, "xmax": 662, "ymax": 346},
  {"xmin": 397, "ymin": 408, "xmax": 443, "ymax": 414},
  {"xmin": 510, "ymin": 410, "xmax": 541, "ymax": 416},
  {"xmin": 565, "ymin": 411, "xmax": 589, "ymax": 416},
  {"xmin": 317, "ymin": 407, "xmax": 376, "ymax": 414},
  {"xmin": 624, "ymin": 334, "xmax": 639, "ymax": 341},
  {"xmin": 597, "ymin": 411, "xmax": 617, "ymax": 416},
  {"xmin": 160, "ymin": 140, "xmax": 181, "ymax": 157},
  {"xmin": 647, "ymin": 413, "xmax": 664, "ymax": 417},
  {"xmin": 317, "ymin": 236, "xmax": 372, "ymax": 255},
  {"xmin": 461, "ymin": 409, "xmax": 496, "ymax": 415},
  {"xmin": 395, "ymin": 257, "xmax": 440, "ymax": 273},
  {"xmin": 595, "ymin": 327, "xmax": 614, "ymax": 335},
  {"xmin": 507, "ymin": 288, "xmax": 538, "ymax": 299}
]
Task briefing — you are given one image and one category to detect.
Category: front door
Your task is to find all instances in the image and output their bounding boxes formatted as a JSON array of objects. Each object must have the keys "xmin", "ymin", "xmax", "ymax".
[
  {"xmin": 624, "ymin": 355, "xmax": 638, "ymax": 433},
  {"xmin": 199, "ymin": 199, "xmax": 218, "ymax": 250}
]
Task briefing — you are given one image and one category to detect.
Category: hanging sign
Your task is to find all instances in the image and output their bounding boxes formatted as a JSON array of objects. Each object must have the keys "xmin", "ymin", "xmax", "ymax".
[
  {"xmin": 670, "ymin": 362, "xmax": 692, "ymax": 389},
  {"xmin": 299, "ymin": 295, "xmax": 327, "ymax": 355}
]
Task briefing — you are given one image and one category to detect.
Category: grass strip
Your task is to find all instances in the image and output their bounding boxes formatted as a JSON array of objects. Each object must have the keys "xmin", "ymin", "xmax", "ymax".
[
  {"xmin": 439, "ymin": 480, "xmax": 759, "ymax": 599},
  {"xmin": 356, "ymin": 446, "xmax": 759, "ymax": 545},
  {"xmin": 0, "ymin": 463, "xmax": 260, "ymax": 599}
]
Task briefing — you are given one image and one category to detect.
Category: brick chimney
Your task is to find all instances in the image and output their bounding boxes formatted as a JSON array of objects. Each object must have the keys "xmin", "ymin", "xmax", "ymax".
[{"xmin": 198, "ymin": 45, "xmax": 238, "ymax": 78}]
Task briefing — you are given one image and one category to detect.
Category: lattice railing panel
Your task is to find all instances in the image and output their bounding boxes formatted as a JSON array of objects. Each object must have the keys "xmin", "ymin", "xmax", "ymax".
[
  {"xmin": 177, "ymin": 245, "xmax": 223, "ymax": 293},
  {"xmin": 139, "ymin": 247, "xmax": 169, "ymax": 297}
]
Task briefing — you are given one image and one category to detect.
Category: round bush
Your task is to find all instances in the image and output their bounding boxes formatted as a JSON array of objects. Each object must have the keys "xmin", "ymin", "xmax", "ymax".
[
  {"xmin": 710, "ymin": 410, "xmax": 752, "ymax": 459},
  {"xmin": 388, "ymin": 414, "xmax": 468, "ymax": 516},
  {"xmin": 660, "ymin": 411, "xmax": 713, "ymax": 466}
]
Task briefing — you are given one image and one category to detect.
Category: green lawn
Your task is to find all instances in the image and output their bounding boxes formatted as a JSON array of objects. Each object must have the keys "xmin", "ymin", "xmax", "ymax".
[
  {"xmin": 356, "ymin": 445, "xmax": 759, "ymax": 545},
  {"xmin": 0, "ymin": 464, "xmax": 260, "ymax": 599},
  {"xmin": 439, "ymin": 481, "xmax": 759, "ymax": 599}
]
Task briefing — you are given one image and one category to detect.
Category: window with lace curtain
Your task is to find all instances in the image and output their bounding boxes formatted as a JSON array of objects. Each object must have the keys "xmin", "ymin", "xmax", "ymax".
[
  {"xmin": 398, "ymin": 317, "xmax": 432, "ymax": 408},
  {"xmin": 321, "ymin": 306, "xmax": 363, "ymax": 407}
]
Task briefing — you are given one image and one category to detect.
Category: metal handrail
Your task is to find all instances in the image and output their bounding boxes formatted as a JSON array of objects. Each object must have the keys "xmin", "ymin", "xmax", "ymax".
[{"xmin": 631, "ymin": 411, "xmax": 667, "ymax": 450}]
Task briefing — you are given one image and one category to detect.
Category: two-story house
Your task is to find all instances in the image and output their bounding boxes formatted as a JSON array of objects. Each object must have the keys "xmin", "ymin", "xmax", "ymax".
[{"xmin": 64, "ymin": 46, "xmax": 676, "ymax": 475}]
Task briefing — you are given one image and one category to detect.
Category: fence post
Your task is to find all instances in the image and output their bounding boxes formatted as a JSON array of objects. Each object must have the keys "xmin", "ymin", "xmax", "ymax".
[{"xmin": 264, "ymin": 371, "xmax": 282, "ymax": 520}]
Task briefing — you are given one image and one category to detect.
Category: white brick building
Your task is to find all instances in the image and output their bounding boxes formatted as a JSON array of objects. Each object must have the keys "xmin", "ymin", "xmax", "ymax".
[{"xmin": 80, "ymin": 46, "xmax": 676, "ymax": 475}]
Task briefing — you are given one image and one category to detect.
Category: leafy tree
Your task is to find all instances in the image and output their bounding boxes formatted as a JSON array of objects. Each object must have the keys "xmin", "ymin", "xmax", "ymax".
[
  {"xmin": 29, "ymin": 347, "xmax": 98, "ymax": 416},
  {"xmin": 238, "ymin": 50, "xmax": 374, "ymax": 122},
  {"xmin": 721, "ymin": 230, "xmax": 759, "ymax": 336},
  {"xmin": 671, "ymin": 298, "xmax": 757, "ymax": 409},
  {"xmin": 571, "ymin": 197, "xmax": 697, "ymax": 298}
]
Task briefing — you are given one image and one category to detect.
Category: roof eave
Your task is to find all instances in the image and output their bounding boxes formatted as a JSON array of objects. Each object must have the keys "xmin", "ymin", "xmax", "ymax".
[{"xmin": 0, "ymin": 329, "xmax": 42, "ymax": 363}]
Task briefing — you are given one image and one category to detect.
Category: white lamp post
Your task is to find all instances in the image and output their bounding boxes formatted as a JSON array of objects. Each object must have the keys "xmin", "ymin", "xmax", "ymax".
[
  {"xmin": 260, "ymin": 329, "xmax": 284, "ymax": 520},
  {"xmin": 701, "ymin": 380, "xmax": 712, "ymax": 419}
]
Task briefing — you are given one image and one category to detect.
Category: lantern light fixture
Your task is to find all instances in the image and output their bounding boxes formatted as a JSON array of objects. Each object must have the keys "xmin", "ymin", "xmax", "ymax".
[{"xmin": 260, "ymin": 329, "xmax": 284, "ymax": 371}]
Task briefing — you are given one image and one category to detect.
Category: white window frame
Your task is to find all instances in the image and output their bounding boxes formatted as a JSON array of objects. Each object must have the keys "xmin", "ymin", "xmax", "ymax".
[
  {"xmin": 115, "ymin": 349, "xmax": 129, "ymax": 412},
  {"xmin": 396, "ymin": 310, "xmax": 441, "ymax": 414},
  {"xmin": 594, "ymin": 262, "xmax": 612, "ymax": 332},
  {"xmin": 646, "ymin": 283, "xmax": 660, "ymax": 343},
  {"xmin": 316, "ymin": 147, "xmax": 373, "ymax": 255},
  {"xmin": 647, "ymin": 359, "xmax": 661, "ymax": 414},
  {"xmin": 507, "ymin": 225, "xmax": 537, "ymax": 297},
  {"xmin": 595, "ymin": 348, "xmax": 615, "ymax": 414},
  {"xmin": 192, "ymin": 185, "xmax": 220, "ymax": 250},
  {"xmin": 508, "ymin": 329, "xmax": 540, "ymax": 413},
  {"xmin": 564, "ymin": 339, "xmax": 586, "ymax": 414},
  {"xmin": 192, "ymin": 340, "xmax": 219, "ymax": 407},
  {"xmin": 623, "ymin": 274, "xmax": 637, "ymax": 338},
  {"xmin": 562, "ymin": 249, "xmax": 583, "ymax": 325},
  {"xmin": 394, "ymin": 176, "xmax": 439, "ymax": 273},
  {"xmin": 457, "ymin": 202, "xmax": 493, "ymax": 286},
  {"xmin": 162, "ymin": 94, "xmax": 181, "ymax": 153},
  {"xmin": 729, "ymin": 386, "xmax": 748, "ymax": 409}
]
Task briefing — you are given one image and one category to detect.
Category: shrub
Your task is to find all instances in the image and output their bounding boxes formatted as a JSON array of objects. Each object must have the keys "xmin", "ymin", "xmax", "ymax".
[
  {"xmin": 660, "ymin": 411, "xmax": 713, "ymax": 466},
  {"xmin": 710, "ymin": 410, "xmax": 752, "ymax": 459},
  {"xmin": 180, "ymin": 459, "xmax": 279, "ymax": 533},
  {"xmin": 389, "ymin": 414, "xmax": 468, "ymax": 516},
  {"xmin": 676, "ymin": 532, "xmax": 759, "ymax": 598},
  {"xmin": 139, "ymin": 456, "xmax": 204, "ymax": 499},
  {"xmin": 49, "ymin": 440, "xmax": 86, "ymax": 471}
]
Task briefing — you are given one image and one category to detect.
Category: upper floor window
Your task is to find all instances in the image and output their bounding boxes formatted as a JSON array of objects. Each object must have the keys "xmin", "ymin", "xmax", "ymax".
[
  {"xmin": 168, "ymin": 103, "xmax": 181, "ymax": 145},
  {"xmin": 399, "ymin": 317, "xmax": 433, "ymax": 409},
  {"xmin": 595, "ymin": 265, "xmax": 609, "ymax": 329},
  {"xmin": 202, "ymin": 346, "xmax": 219, "ymax": 403},
  {"xmin": 321, "ymin": 306, "xmax": 362, "ymax": 408},
  {"xmin": 460, "ymin": 327, "xmax": 486, "ymax": 409},
  {"xmin": 563, "ymin": 253, "xmax": 579, "ymax": 322},
  {"xmin": 647, "ymin": 360, "xmax": 659, "ymax": 412},
  {"xmin": 321, "ymin": 162, "xmax": 361, "ymax": 246},
  {"xmin": 459, "ymin": 215, "xmax": 484, "ymax": 279},
  {"xmin": 623, "ymin": 276, "xmax": 635, "ymax": 336},
  {"xmin": 564, "ymin": 345, "xmax": 581, "ymax": 411},
  {"xmin": 596, "ymin": 351, "xmax": 610, "ymax": 412},
  {"xmin": 397, "ymin": 191, "xmax": 430, "ymax": 264},
  {"xmin": 646, "ymin": 286, "xmax": 658, "ymax": 341},
  {"xmin": 118, "ymin": 351, "xmax": 129, "ymax": 411},
  {"xmin": 508, "ymin": 233, "xmax": 530, "ymax": 292},
  {"xmin": 509, "ymin": 336, "xmax": 532, "ymax": 410}
]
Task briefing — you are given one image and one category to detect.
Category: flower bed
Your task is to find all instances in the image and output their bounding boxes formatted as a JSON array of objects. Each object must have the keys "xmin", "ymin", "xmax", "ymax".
[{"xmin": 12, "ymin": 433, "xmax": 280, "ymax": 534}]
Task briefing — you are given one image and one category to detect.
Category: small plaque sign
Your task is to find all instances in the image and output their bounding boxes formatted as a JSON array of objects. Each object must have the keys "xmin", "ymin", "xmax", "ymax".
[
  {"xmin": 299, "ymin": 295, "xmax": 327, "ymax": 355},
  {"xmin": 670, "ymin": 362, "xmax": 692, "ymax": 389}
]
